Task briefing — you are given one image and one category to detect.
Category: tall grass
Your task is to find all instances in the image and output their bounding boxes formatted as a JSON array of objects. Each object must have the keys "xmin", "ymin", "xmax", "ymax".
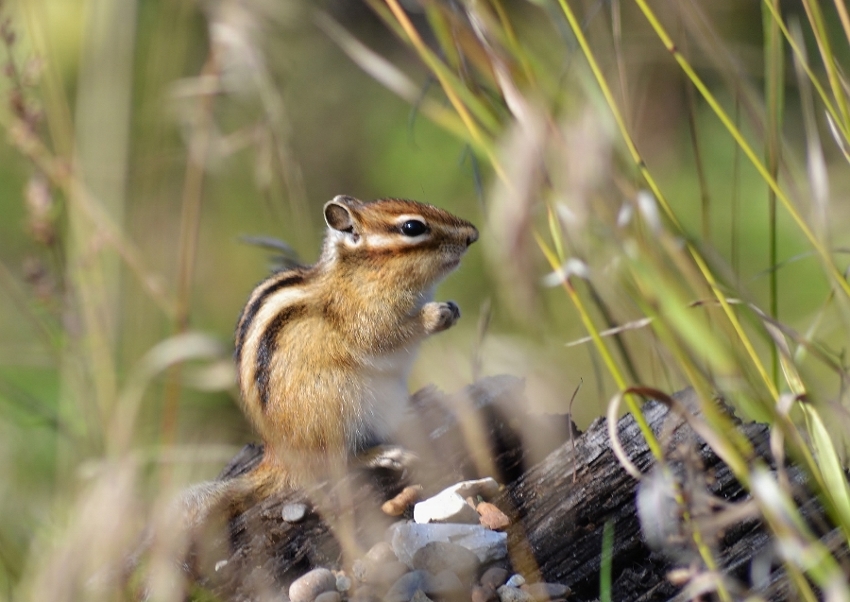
[{"xmin": 340, "ymin": 0, "xmax": 850, "ymax": 597}]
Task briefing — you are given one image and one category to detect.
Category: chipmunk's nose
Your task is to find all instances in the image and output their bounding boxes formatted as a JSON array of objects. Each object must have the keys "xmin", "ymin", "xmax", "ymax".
[{"xmin": 466, "ymin": 226, "xmax": 479, "ymax": 247}]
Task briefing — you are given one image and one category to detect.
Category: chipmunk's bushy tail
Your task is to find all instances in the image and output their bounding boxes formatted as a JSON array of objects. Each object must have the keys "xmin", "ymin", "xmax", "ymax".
[{"xmin": 123, "ymin": 455, "xmax": 286, "ymax": 598}]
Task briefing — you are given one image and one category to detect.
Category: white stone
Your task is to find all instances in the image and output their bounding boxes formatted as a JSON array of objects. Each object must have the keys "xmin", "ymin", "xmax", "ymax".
[
  {"xmin": 281, "ymin": 503, "xmax": 308, "ymax": 523},
  {"xmin": 413, "ymin": 491, "xmax": 478, "ymax": 524},
  {"xmin": 390, "ymin": 522, "xmax": 507, "ymax": 566},
  {"xmin": 413, "ymin": 478, "xmax": 500, "ymax": 524},
  {"xmin": 497, "ymin": 585, "xmax": 535, "ymax": 602}
]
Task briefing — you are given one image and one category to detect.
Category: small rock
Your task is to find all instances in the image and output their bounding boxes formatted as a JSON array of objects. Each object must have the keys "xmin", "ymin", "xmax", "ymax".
[
  {"xmin": 289, "ymin": 567, "xmax": 336, "ymax": 602},
  {"xmin": 411, "ymin": 541, "xmax": 480, "ymax": 581},
  {"xmin": 413, "ymin": 491, "xmax": 477, "ymax": 524},
  {"xmin": 365, "ymin": 541, "xmax": 398, "ymax": 564},
  {"xmin": 506, "ymin": 574, "xmax": 526, "ymax": 588},
  {"xmin": 361, "ymin": 560, "xmax": 410, "ymax": 586},
  {"xmin": 382, "ymin": 485, "xmax": 424, "ymax": 516},
  {"xmin": 314, "ymin": 592, "xmax": 341, "ymax": 602},
  {"xmin": 390, "ymin": 522, "xmax": 508, "ymax": 566},
  {"xmin": 348, "ymin": 590, "xmax": 383, "ymax": 602},
  {"xmin": 384, "ymin": 569, "xmax": 466, "ymax": 602},
  {"xmin": 281, "ymin": 503, "xmax": 308, "ymax": 523},
  {"xmin": 350, "ymin": 584, "xmax": 381, "ymax": 602},
  {"xmin": 414, "ymin": 478, "xmax": 500, "ymax": 524},
  {"xmin": 214, "ymin": 559, "xmax": 228, "ymax": 572},
  {"xmin": 477, "ymin": 502, "xmax": 511, "ymax": 530},
  {"xmin": 454, "ymin": 477, "xmax": 501, "ymax": 499},
  {"xmin": 429, "ymin": 570, "xmax": 464, "ymax": 596},
  {"xmin": 480, "ymin": 567, "xmax": 509, "ymax": 590},
  {"xmin": 352, "ymin": 559, "xmax": 369, "ymax": 581},
  {"xmin": 472, "ymin": 584, "xmax": 498, "ymax": 602},
  {"xmin": 335, "ymin": 572, "xmax": 352, "ymax": 592},
  {"xmin": 497, "ymin": 585, "xmax": 535, "ymax": 602},
  {"xmin": 384, "ymin": 571, "xmax": 433, "ymax": 602},
  {"xmin": 522, "ymin": 582, "xmax": 572, "ymax": 600}
]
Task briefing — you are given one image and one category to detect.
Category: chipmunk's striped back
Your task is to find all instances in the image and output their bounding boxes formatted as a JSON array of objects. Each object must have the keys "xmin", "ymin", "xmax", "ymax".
[{"xmin": 234, "ymin": 195, "xmax": 477, "ymax": 484}]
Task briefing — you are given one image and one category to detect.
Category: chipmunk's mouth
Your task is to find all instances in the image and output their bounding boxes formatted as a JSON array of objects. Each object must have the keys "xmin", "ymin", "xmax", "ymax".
[{"xmin": 442, "ymin": 257, "xmax": 461, "ymax": 271}]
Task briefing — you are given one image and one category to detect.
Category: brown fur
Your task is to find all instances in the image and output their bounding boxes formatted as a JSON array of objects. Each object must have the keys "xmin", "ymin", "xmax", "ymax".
[{"xmin": 235, "ymin": 196, "xmax": 478, "ymax": 488}]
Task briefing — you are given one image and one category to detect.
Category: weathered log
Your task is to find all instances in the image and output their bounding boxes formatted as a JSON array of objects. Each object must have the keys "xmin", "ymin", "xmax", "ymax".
[
  {"xmin": 498, "ymin": 388, "xmax": 845, "ymax": 601},
  {"xmin": 201, "ymin": 378, "xmax": 842, "ymax": 601}
]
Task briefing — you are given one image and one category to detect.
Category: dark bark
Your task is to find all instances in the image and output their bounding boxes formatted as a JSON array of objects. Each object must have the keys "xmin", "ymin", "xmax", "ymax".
[{"xmin": 203, "ymin": 378, "xmax": 844, "ymax": 601}]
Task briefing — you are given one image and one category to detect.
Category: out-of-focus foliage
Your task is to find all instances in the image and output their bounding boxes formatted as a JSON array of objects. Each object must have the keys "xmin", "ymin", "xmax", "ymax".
[
  {"xmin": 1, "ymin": 0, "xmax": 850, "ymax": 599},
  {"xmin": 358, "ymin": 0, "xmax": 850, "ymax": 598}
]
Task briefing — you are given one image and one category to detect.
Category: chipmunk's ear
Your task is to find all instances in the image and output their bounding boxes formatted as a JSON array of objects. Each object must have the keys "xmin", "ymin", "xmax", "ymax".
[{"xmin": 324, "ymin": 196, "xmax": 361, "ymax": 233}]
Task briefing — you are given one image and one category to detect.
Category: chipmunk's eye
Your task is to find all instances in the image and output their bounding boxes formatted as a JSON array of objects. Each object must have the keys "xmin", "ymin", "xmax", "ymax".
[{"xmin": 400, "ymin": 220, "xmax": 428, "ymax": 237}]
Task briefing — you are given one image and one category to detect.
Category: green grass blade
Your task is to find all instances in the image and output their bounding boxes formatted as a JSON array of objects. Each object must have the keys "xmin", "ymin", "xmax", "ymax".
[
  {"xmin": 763, "ymin": 0, "xmax": 784, "ymax": 388},
  {"xmin": 761, "ymin": 0, "xmax": 850, "ymax": 143},
  {"xmin": 599, "ymin": 519, "xmax": 614, "ymax": 602},
  {"xmin": 554, "ymin": 0, "xmax": 780, "ymax": 401},
  {"xmin": 801, "ymin": 0, "xmax": 850, "ymax": 131},
  {"xmin": 800, "ymin": 402, "xmax": 850, "ymax": 541}
]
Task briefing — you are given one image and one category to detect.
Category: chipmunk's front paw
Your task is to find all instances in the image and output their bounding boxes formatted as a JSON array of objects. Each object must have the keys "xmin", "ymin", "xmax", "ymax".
[{"xmin": 422, "ymin": 301, "xmax": 460, "ymax": 334}]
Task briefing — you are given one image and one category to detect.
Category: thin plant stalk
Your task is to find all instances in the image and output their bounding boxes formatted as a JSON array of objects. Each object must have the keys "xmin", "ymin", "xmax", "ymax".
[
  {"xmin": 800, "ymin": 0, "xmax": 850, "ymax": 130},
  {"xmin": 761, "ymin": 0, "xmax": 849, "ymax": 142},
  {"xmin": 631, "ymin": 0, "xmax": 850, "ymax": 304},
  {"xmin": 763, "ymin": 0, "xmax": 784, "ymax": 388},
  {"xmin": 159, "ymin": 50, "xmax": 220, "ymax": 453},
  {"xmin": 554, "ymin": 0, "xmax": 780, "ymax": 402},
  {"xmin": 535, "ymin": 232, "xmax": 664, "ymax": 460}
]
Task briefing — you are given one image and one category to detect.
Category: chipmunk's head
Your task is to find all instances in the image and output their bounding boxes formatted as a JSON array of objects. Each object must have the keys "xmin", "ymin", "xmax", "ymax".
[{"xmin": 321, "ymin": 195, "xmax": 478, "ymax": 290}]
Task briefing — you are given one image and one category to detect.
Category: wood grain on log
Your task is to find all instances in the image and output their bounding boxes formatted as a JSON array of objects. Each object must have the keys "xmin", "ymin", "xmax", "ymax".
[{"xmin": 200, "ymin": 378, "xmax": 841, "ymax": 601}]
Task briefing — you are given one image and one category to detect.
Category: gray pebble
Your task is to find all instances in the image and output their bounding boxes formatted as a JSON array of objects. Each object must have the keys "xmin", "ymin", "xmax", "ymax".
[
  {"xmin": 348, "ymin": 585, "xmax": 381, "ymax": 602},
  {"xmin": 383, "ymin": 568, "xmax": 467, "ymax": 602},
  {"xmin": 353, "ymin": 557, "xmax": 409, "ymax": 587},
  {"xmin": 349, "ymin": 594, "xmax": 380, "ymax": 602},
  {"xmin": 363, "ymin": 560, "xmax": 410, "ymax": 586},
  {"xmin": 429, "ymin": 570, "xmax": 464, "ymax": 596},
  {"xmin": 390, "ymin": 522, "xmax": 507, "ymax": 566},
  {"xmin": 411, "ymin": 541, "xmax": 480, "ymax": 581},
  {"xmin": 335, "ymin": 572, "xmax": 351, "ymax": 592},
  {"xmin": 384, "ymin": 571, "xmax": 432, "ymax": 602},
  {"xmin": 497, "ymin": 585, "xmax": 536, "ymax": 602},
  {"xmin": 506, "ymin": 574, "xmax": 526, "ymax": 588},
  {"xmin": 352, "ymin": 559, "xmax": 369, "ymax": 581},
  {"xmin": 365, "ymin": 541, "xmax": 398, "ymax": 564},
  {"xmin": 523, "ymin": 582, "xmax": 572, "ymax": 600},
  {"xmin": 480, "ymin": 567, "xmax": 509, "ymax": 590},
  {"xmin": 289, "ymin": 567, "xmax": 335, "ymax": 602},
  {"xmin": 314, "ymin": 592, "xmax": 341, "ymax": 602},
  {"xmin": 349, "ymin": 584, "xmax": 381, "ymax": 602},
  {"xmin": 281, "ymin": 503, "xmax": 308, "ymax": 523},
  {"xmin": 472, "ymin": 584, "xmax": 498, "ymax": 602}
]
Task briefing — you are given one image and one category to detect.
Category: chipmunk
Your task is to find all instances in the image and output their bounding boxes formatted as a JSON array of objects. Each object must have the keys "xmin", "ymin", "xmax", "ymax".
[
  {"xmin": 234, "ymin": 194, "xmax": 478, "ymax": 487},
  {"xmin": 174, "ymin": 195, "xmax": 478, "ymax": 528}
]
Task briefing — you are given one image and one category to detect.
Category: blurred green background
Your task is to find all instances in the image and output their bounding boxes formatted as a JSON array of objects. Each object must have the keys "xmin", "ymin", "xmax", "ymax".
[{"xmin": 1, "ymin": 0, "xmax": 849, "ymax": 597}]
